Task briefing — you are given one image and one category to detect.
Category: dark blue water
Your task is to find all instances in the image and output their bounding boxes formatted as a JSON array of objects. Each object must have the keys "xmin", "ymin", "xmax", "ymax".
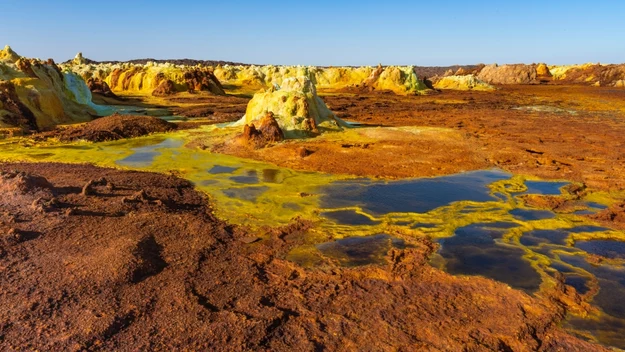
[
  {"xmin": 230, "ymin": 170, "xmax": 259, "ymax": 184},
  {"xmin": 436, "ymin": 223, "xmax": 542, "ymax": 293},
  {"xmin": 564, "ymin": 274, "xmax": 590, "ymax": 295},
  {"xmin": 510, "ymin": 208, "xmax": 555, "ymax": 221},
  {"xmin": 521, "ymin": 229, "xmax": 569, "ymax": 246},
  {"xmin": 522, "ymin": 180, "xmax": 569, "ymax": 195},
  {"xmin": 320, "ymin": 169, "xmax": 511, "ymax": 216},
  {"xmin": 575, "ymin": 240, "xmax": 625, "ymax": 259}
]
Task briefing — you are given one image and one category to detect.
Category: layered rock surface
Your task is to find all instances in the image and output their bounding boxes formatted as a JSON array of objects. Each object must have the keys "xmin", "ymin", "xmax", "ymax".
[
  {"xmin": 432, "ymin": 74, "xmax": 495, "ymax": 91},
  {"xmin": 235, "ymin": 76, "xmax": 348, "ymax": 138},
  {"xmin": 477, "ymin": 64, "xmax": 539, "ymax": 85},
  {"xmin": 0, "ymin": 46, "xmax": 105, "ymax": 131},
  {"xmin": 64, "ymin": 53, "xmax": 225, "ymax": 96},
  {"xmin": 214, "ymin": 65, "xmax": 430, "ymax": 95},
  {"xmin": 549, "ymin": 63, "xmax": 625, "ymax": 87}
]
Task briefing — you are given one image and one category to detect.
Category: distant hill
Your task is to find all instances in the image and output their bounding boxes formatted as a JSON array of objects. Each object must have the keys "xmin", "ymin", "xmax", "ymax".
[{"xmin": 62, "ymin": 57, "xmax": 250, "ymax": 67}]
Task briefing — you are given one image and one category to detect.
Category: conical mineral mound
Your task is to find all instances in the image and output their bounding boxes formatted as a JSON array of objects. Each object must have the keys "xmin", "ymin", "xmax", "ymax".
[
  {"xmin": 0, "ymin": 45, "xmax": 21, "ymax": 63},
  {"xmin": 234, "ymin": 76, "xmax": 349, "ymax": 138}
]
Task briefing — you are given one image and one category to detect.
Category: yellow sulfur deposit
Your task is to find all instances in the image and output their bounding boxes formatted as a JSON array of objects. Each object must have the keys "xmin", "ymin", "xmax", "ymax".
[
  {"xmin": 433, "ymin": 74, "xmax": 495, "ymax": 91},
  {"xmin": 0, "ymin": 45, "xmax": 20, "ymax": 63},
  {"xmin": 213, "ymin": 64, "xmax": 430, "ymax": 95},
  {"xmin": 0, "ymin": 46, "xmax": 101, "ymax": 131},
  {"xmin": 548, "ymin": 63, "xmax": 597, "ymax": 80},
  {"xmin": 234, "ymin": 76, "xmax": 349, "ymax": 138},
  {"xmin": 63, "ymin": 53, "xmax": 225, "ymax": 96}
]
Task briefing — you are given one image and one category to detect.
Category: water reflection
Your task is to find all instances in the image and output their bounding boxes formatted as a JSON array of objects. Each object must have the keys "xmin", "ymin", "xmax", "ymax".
[
  {"xmin": 317, "ymin": 234, "xmax": 405, "ymax": 267},
  {"xmin": 320, "ymin": 169, "xmax": 511, "ymax": 215},
  {"xmin": 434, "ymin": 223, "xmax": 542, "ymax": 293}
]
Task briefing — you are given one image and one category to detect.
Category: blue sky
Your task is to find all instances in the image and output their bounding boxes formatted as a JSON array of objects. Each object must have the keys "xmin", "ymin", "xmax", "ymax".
[{"xmin": 1, "ymin": 0, "xmax": 623, "ymax": 65}]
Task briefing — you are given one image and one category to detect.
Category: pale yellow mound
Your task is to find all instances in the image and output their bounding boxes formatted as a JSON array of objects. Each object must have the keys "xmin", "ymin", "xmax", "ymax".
[
  {"xmin": 234, "ymin": 76, "xmax": 349, "ymax": 138},
  {"xmin": 0, "ymin": 47, "xmax": 103, "ymax": 130},
  {"xmin": 433, "ymin": 75, "xmax": 495, "ymax": 91},
  {"xmin": 214, "ymin": 65, "xmax": 430, "ymax": 95}
]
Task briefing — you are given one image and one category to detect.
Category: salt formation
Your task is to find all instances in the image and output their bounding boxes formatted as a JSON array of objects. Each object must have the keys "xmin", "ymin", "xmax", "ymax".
[
  {"xmin": 64, "ymin": 54, "xmax": 225, "ymax": 96},
  {"xmin": 213, "ymin": 65, "xmax": 430, "ymax": 95},
  {"xmin": 0, "ymin": 46, "xmax": 106, "ymax": 130},
  {"xmin": 433, "ymin": 75, "xmax": 495, "ymax": 91},
  {"xmin": 235, "ymin": 76, "xmax": 349, "ymax": 138}
]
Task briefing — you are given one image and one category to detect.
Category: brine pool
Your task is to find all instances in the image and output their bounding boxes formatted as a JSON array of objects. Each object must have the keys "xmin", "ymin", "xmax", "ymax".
[{"xmin": 1, "ymin": 129, "xmax": 624, "ymax": 348}]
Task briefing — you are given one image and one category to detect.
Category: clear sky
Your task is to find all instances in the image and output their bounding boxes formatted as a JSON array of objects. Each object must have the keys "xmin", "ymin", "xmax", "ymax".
[{"xmin": 1, "ymin": 0, "xmax": 623, "ymax": 66}]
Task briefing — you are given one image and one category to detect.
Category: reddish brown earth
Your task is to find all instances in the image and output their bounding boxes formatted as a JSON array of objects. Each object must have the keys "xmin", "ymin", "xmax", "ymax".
[
  {"xmin": 86, "ymin": 78, "xmax": 117, "ymax": 98},
  {"xmin": 51, "ymin": 114, "xmax": 175, "ymax": 142},
  {"xmin": 219, "ymin": 85, "xmax": 625, "ymax": 191},
  {"xmin": 326, "ymin": 86, "xmax": 625, "ymax": 191},
  {"xmin": 0, "ymin": 163, "xmax": 607, "ymax": 351},
  {"xmin": 238, "ymin": 111, "xmax": 285, "ymax": 148}
]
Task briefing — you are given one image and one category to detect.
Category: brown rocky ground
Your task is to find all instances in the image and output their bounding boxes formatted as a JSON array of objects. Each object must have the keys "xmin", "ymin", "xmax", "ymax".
[
  {"xmin": 52, "ymin": 114, "xmax": 175, "ymax": 142},
  {"xmin": 323, "ymin": 85, "xmax": 625, "ymax": 191},
  {"xmin": 0, "ymin": 163, "xmax": 607, "ymax": 351},
  {"xmin": 199, "ymin": 85, "xmax": 625, "ymax": 190}
]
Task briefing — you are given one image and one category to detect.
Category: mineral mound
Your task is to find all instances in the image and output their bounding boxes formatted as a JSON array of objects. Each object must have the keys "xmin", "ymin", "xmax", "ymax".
[
  {"xmin": 57, "ymin": 113, "xmax": 174, "ymax": 142},
  {"xmin": 240, "ymin": 111, "xmax": 285, "ymax": 147},
  {"xmin": 477, "ymin": 63, "xmax": 539, "ymax": 84},
  {"xmin": 64, "ymin": 53, "xmax": 226, "ymax": 96},
  {"xmin": 234, "ymin": 76, "xmax": 349, "ymax": 138},
  {"xmin": 214, "ymin": 65, "xmax": 430, "ymax": 95},
  {"xmin": 432, "ymin": 74, "xmax": 495, "ymax": 91},
  {"xmin": 0, "ymin": 46, "xmax": 105, "ymax": 131},
  {"xmin": 550, "ymin": 63, "xmax": 625, "ymax": 87}
]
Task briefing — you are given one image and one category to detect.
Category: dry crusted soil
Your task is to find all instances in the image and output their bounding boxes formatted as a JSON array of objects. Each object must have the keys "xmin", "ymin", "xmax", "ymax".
[
  {"xmin": 208, "ymin": 85, "xmax": 625, "ymax": 230},
  {"xmin": 0, "ymin": 163, "xmax": 607, "ymax": 351},
  {"xmin": 229, "ymin": 85, "xmax": 625, "ymax": 191}
]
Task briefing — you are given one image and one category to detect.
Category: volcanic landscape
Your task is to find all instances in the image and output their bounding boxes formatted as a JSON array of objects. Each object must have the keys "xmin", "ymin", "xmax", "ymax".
[{"xmin": 2, "ymin": 46, "xmax": 625, "ymax": 350}]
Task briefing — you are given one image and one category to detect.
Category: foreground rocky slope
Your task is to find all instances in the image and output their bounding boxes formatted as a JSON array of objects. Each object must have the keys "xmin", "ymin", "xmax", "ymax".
[
  {"xmin": 0, "ymin": 46, "xmax": 105, "ymax": 131},
  {"xmin": 0, "ymin": 163, "xmax": 606, "ymax": 351}
]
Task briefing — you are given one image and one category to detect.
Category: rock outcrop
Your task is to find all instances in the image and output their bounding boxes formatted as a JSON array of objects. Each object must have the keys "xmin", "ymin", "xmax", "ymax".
[
  {"xmin": 86, "ymin": 78, "xmax": 116, "ymax": 97},
  {"xmin": 151, "ymin": 80, "xmax": 177, "ymax": 97},
  {"xmin": 63, "ymin": 54, "xmax": 226, "ymax": 96},
  {"xmin": 240, "ymin": 111, "xmax": 285, "ymax": 147},
  {"xmin": 536, "ymin": 63, "xmax": 552, "ymax": 78},
  {"xmin": 214, "ymin": 65, "xmax": 431, "ymax": 95},
  {"xmin": 0, "ymin": 46, "xmax": 106, "ymax": 131},
  {"xmin": 477, "ymin": 64, "xmax": 539, "ymax": 85},
  {"xmin": 549, "ymin": 63, "xmax": 625, "ymax": 87},
  {"xmin": 235, "ymin": 76, "xmax": 348, "ymax": 138},
  {"xmin": 432, "ymin": 74, "xmax": 495, "ymax": 91}
]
